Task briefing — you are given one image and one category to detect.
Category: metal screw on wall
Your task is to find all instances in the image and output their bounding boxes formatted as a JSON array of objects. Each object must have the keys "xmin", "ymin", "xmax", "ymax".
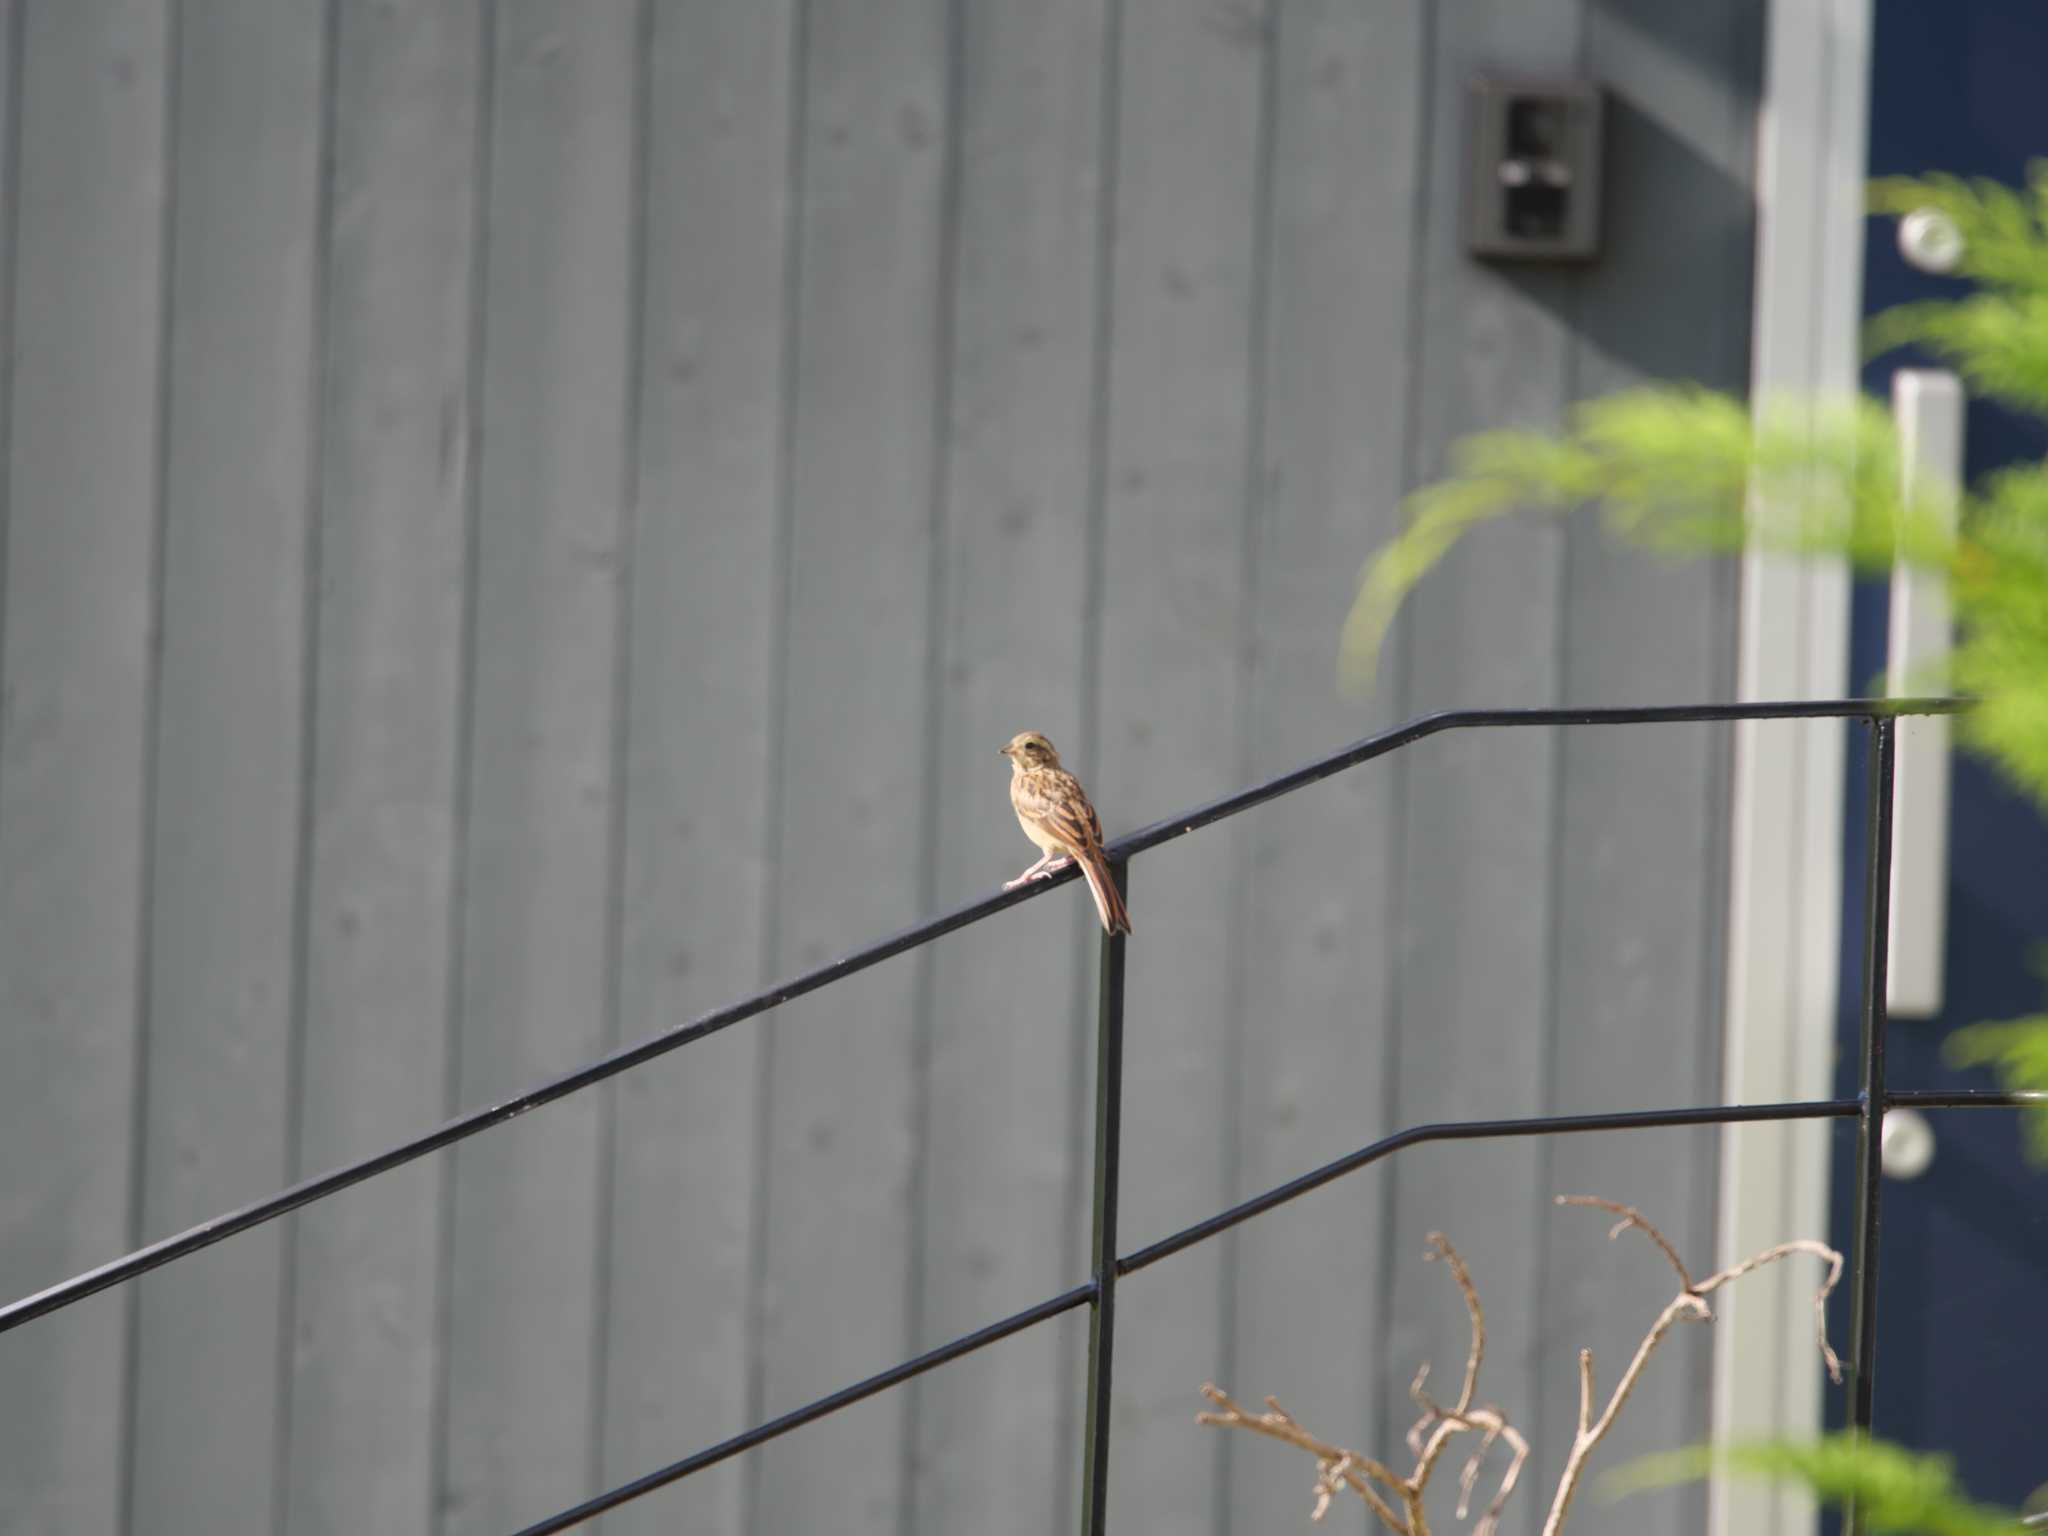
[
  {"xmin": 1878, "ymin": 1106, "xmax": 1935, "ymax": 1180},
  {"xmin": 1898, "ymin": 206, "xmax": 1965, "ymax": 273}
]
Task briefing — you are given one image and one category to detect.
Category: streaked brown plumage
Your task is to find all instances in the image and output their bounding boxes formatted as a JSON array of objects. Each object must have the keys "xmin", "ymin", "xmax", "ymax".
[{"xmin": 998, "ymin": 731, "xmax": 1131, "ymax": 936}]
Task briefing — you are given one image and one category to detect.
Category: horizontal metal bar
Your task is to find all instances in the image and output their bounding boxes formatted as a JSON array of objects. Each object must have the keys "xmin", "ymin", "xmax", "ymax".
[
  {"xmin": 518, "ymin": 1082, "xmax": 2034, "ymax": 1534},
  {"xmin": 1113, "ymin": 698, "xmax": 1965, "ymax": 860},
  {"xmin": 505, "ymin": 1282, "xmax": 1096, "ymax": 1536},
  {"xmin": 1885, "ymin": 1088, "xmax": 2048, "ymax": 1109},
  {"xmin": 1095, "ymin": 1085, "xmax": 2039, "ymax": 1283},
  {"xmin": 1117, "ymin": 1099, "xmax": 1864, "ymax": 1277},
  {"xmin": 0, "ymin": 888, "xmax": 1049, "ymax": 1332},
  {"xmin": 0, "ymin": 697, "xmax": 1963, "ymax": 1336}
]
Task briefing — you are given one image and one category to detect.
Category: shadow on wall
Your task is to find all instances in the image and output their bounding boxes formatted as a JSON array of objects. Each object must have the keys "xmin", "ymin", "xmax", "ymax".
[{"xmin": 1490, "ymin": 85, "xmax": 1760, "ymax": 389}]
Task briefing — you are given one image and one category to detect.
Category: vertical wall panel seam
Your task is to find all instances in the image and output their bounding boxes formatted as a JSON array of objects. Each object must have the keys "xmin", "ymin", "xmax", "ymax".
[
  {"xmin": 1374, "ymin": 0, "xmax": 1437, "ymax": 1439},
  {"xmin": 120, "ymin": 3, "xmax": 185, "ymax": 1526},
  {"xmin": 743, "ymin": 0, "xmax": 813, "ymax": 1522},
  {"xmin": 1528, "ymin": 245, "xmax": 1582, "ymax": 1456},
  {"xmin": 586, "ymin": 0, "xmax": 657, "ymax": 1519},
  {"xmin": 427, "ymin": 5, "xmax": 497, "ymax": 1527},
  {"xmin": 271, "ymin": 2, "xmax": 343, "ymax": 1529},
  {"xmin": 1530, "ymin": 12, "xmax": 1595, "ymax": 1461},
  {"xmin": 0, "ymin": 0, "xmax": 22, "ymax": 866},
  {"xmin": 1707, "ymin": 0, "xmax": 1757, "ymax": 1136},
  {"xmin": 1719, "ymin": 0, "xmax": 1765, "ymax": 402},
  {"xmin": 0, "ymin": 10, "xmax": 19, "ymax": 1253},
  {"xmin": 899, "ymin": 0, "xmax": 967, "ymax": 1526},
  {"xmin": 1213, "ymin": 5, "xmax": 1281, "ymax": 1530},
  {"xmin": 1694, "ymin": 0, "xmax": 1759, "ymax": 1416},
  {"xmin": 1707, "ymin": 0, "xmax": 1761, "ymax": 1180},
  {"xmin": 1059, "ymin": 0, "xmax": 1123, "ymax": 1517},
  {"xmin": 1531, "ymin": 566, "xmax": 1572, "ymax": 1393}
]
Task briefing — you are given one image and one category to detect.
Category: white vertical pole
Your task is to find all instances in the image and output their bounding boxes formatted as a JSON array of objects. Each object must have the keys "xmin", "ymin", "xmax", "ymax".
[
  {"xmin": 1885, "ymin": 369, "xmax": 1963, "ymax": 1018},
  {"xmin": 1713, "ymin": 2, "xmax": 1871, "ymax": 1534}
]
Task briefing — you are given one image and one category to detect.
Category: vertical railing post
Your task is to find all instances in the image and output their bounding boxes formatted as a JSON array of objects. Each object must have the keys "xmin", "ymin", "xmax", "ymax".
[
  {"xmin": 1845, "ymin": 716, "xmax": 1897, "ymax": 1536},
  {"xmin": 1080, "ymin": 857, "xmax": 1128, "ymax": 1536}
]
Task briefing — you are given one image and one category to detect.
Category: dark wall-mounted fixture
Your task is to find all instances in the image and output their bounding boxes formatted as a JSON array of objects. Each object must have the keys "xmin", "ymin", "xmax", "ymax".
[{"xmin": 1465, "ymin": 77, "xmax": 1604, "ymax": 262}]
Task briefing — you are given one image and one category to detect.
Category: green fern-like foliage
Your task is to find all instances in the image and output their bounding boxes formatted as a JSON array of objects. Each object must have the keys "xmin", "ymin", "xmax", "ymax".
[
  {"xmin": 1607, "ymin": 1434, "xmax": 2020, "ymax": 1536},
  {"xmin": 1342, "ymin": 166, "xmax": 2048, "ymax": 1155},
  {"xmin": 1339, "ymin": 388, "xmax": 1959, "ymax": 688},
  {"xmin": 1947, "ymin": 1011, "xmax": 2048, "ymax": 1158},
  {"xmin": 1339, "ymin": 383, "xmax": 2047, "ymax": 800},
  {"xmin": 1865, "ymin": 168, "xmax": 2048, "ymax": 415}
]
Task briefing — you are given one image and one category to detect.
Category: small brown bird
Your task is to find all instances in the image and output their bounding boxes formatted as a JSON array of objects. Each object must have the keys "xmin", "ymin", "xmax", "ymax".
[{"xmin": 999, "ymin": 731, "xmax": 1132, "ymax": 936}]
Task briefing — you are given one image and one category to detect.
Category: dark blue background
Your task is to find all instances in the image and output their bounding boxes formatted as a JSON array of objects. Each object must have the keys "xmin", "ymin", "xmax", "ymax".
[{"xmin": 1825, "ymin": 0, "xmax": 2048, "ymax": 1516}]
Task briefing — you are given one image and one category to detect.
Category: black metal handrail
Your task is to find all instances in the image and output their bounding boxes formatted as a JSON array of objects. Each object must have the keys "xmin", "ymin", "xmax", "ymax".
[{"xmin": 6, "ymin": 696, "xmax": 2033, "ymax": 1536}]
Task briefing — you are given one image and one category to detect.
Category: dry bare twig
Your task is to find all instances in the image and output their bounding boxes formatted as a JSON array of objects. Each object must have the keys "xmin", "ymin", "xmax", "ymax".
[
  {"xmin": 1540, "ymin": 1196, "xmax": 1843, "ymax": 1534},
  {"xmin": 1198, "ymin": 1194, "xmax": 1843, "ymax": 1536},
  {"xmin": 1199, "ymin": 1232, "xmax": 1528, "ymax": 1536}
]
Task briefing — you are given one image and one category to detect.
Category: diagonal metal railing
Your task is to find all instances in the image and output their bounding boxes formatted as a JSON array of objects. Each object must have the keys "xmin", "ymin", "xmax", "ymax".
[{"xmin": 5, "ymin": 696, "xmax": 2038, "ymax": 1536}]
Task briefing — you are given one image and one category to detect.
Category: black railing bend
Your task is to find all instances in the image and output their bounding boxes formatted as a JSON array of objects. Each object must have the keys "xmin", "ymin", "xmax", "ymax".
[{"xmin": 6, "ymin": 697, "xmax": 2033, "ymax": 1536}]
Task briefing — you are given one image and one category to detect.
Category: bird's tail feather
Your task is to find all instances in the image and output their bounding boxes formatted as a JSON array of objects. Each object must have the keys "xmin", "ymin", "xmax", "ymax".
[{"xmin": 1078, "ymin": 851, "xmax": 1132, "ymax": 937}]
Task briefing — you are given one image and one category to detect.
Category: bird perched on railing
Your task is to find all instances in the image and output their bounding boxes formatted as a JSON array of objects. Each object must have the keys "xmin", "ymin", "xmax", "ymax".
[{"xmin": 998, "ymin": 731, "xmax": 1132, "ymax": 936}]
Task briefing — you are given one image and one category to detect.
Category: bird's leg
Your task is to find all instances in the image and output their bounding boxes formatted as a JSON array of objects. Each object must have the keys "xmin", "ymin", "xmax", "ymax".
[
  {"xmin": 1032, "ymin": 855, "xmax": 1074, "ymax": 880},
  {"xmin": 1005, "ymin": 852, "xmax": 1055, "ymax": 889}
]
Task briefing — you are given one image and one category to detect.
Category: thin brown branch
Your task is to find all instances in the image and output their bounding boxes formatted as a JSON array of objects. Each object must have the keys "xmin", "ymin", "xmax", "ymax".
[
  {"xmin": 1694, "ymin": 1238, "xmax": 1845, "ymax": 1384},
  {"xmin": 1410, "ymin": 1410, "xmax": 1468, "ymax": 1488},
  {"xmin": 1405, "ymin": 1232, "xmax": 1524, "ymax": 1530},
  {"xmin": 1203, "ymin": 1198, "xmax": 1842, "ymax": 1536},
  {"xmin": 1469, "ymin": 1421, "xmax": 1530, "ymax": 1536},
  {"xmin": 1313, "ymin": 1454, "xmax": 1355, "ymax": 1522},
  {"xmin": 1204, "ymin": 1231, "xmax": 1527, "ymax": 1536},
  {"xmin": 1407, "ymin": 1403, "xmax": 1527, "ymax": 1536},
  {"xmin": 1455, "ymin": 1420, "xmax": 1500, "ymax": 1517},
  {"xmin": 1423, "ymin": 1232, "xmax": 1484, "ymax": 1413},
  {"xmin": 1554, "ymin": 1194, "xmax": 1693, "ymax": 1289},
  {"xmin": 1589, "ymin": 1292, "xmax": 1712, "ymax": 1443},
  {"xmin": 1406, "ymin": 1364, "xmax": 1439, "ymax": 1456},
  {"xmin": 1540, "ymin": 1292, "xmax": 1711, "ymax": 1534},
  {"xmin": 1197, "ymin": 1383, "xmax": 1409, "ymax": 1533},
  {"xmin": 1536, "ymin": 1203, "xmax": 1846, "ymax": 1535}
]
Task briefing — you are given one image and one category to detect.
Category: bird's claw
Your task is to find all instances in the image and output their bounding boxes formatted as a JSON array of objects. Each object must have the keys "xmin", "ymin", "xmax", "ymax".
[{"xmin": 1004, "ymin": 857, "xmax": 1072, "ymax": 890}]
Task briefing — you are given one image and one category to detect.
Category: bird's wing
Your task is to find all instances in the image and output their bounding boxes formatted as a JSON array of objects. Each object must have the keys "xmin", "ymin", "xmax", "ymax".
[{"xmin": 1015, "ymin": 768, "xmax": 1106, "ymax": 854}]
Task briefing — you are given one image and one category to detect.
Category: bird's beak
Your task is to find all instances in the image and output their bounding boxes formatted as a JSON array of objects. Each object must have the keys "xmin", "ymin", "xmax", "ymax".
[{"xmin": 998, "ymin": 746, "xmax": 1011, "ymax": 757}]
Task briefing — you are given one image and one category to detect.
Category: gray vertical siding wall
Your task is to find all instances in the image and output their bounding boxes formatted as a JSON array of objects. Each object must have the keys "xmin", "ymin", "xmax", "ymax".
[{"xmin": 0, "ymin": 3, "xmax": 1758, "ymax": 1534}]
